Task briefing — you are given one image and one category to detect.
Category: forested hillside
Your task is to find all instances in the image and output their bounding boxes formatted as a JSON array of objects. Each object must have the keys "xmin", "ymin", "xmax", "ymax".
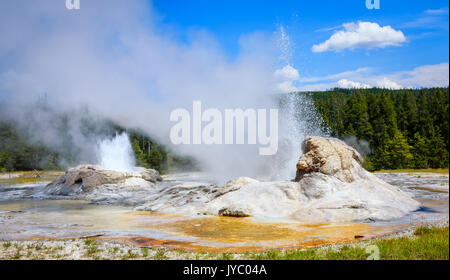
[
  {"xmin": 0, "ymin": 121, "xmax": 197, "ymax": 173},
  {"xmin": 123, "ymin": 129, "xmax": 198, "ymax": 173},
  {"xmin": 1, "ymin": 87, "xmax": 448, "ymax": 172},
  {"xmin": 0, "ymin": 121, "xmax": 59, "ymax": 171},
  {"xmin": 309, "ymin": 87, "xmax": 449, "ymax": 170}
]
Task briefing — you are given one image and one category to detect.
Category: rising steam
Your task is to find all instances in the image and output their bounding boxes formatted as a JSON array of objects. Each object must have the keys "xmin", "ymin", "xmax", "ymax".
[{"xmin": 0, "ymin": 1, "xmax": 327, "ymax": 181}]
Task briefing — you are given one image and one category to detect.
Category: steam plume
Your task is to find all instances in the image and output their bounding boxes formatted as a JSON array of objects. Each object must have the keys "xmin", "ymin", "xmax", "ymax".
[{"xmin": 0, "ymin": 1, "xmax": 327, "ymax": 181}]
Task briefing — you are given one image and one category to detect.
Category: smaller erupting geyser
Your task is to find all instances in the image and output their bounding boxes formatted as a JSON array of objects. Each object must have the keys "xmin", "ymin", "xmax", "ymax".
[{"xmin": 97, "ymin": 132, "xmax": 136, "ymax": 172}]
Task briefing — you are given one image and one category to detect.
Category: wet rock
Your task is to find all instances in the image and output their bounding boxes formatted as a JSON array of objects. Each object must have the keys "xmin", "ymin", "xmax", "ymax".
[
  {"xmin": 362, "ymin": 218, "xmax": 377, "ymax": 223},
  {"xmin": 137, "ymin": 136, "xmax": 420, "ymax": 223},
  {"xmin": 44, "ymin": 164, "xmax": 162, "ymax": 197},
  {"xmin": 291, "ymin": 136, "xmax": 421, "ymax": 222},
  {"xmin": 136, "ymin": 167, "xmax": 163, "ymax": 183},
  {"xmin": 295, "ymin": 136, "xmax": 363, "ymax": 182},
  {"xmin": 212, "ymin": 177, "xmax": 256, "ymax": 199},
  {"xmin": 137, "ymin": 177, "xmax": 305, "ymax": 219},
  {"xmin": 135, "ymin": 182, "xmax": 219, "ymax": 213},
  {"xmin": 218, "ymin": 205, "xmax": 252, "ymax": 217}
]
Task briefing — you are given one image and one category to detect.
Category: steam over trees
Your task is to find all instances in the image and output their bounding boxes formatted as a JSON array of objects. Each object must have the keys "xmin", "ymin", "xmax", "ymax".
[
  {"xmin": 0, "ymin": 120, "xmax": 197, "ymax": 173},
  {"xmin": 1, "ymin": 87, "xmax": 448, "ymax": 172}
]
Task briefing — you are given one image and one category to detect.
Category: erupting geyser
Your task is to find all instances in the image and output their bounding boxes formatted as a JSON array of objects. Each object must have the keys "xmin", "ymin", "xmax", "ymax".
[{"xmin": 97, "ymin": 133, "xmax": 136, "ymax": 172}]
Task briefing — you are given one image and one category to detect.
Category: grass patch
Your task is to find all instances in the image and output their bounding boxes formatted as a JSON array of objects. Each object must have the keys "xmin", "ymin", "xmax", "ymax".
[
  {"xmin": 108, "ymin": 246, "xmax": 120, "ymax": 254},
  {"xmin": 0, "ymin": 170, "xmax": 63, "ymax": 186},
  {"xmin": 154, "ymin": 249, "xmax": 168, "ymax": 260},
  {"xmin": 375, "ymin": 226, "xmax": 449, "ymax": 260},
  {"xmin": 86, "ymin": 246, "xmax": 102, "ymax": 255},
  {"xmin": 414, "ymin": 226, "xmax": 434, "ymax": 236},
  {"xmin": 84, "ymin": 239, "xmax": 102, "ymax": 256},
  {"xmin": 141, "ymin": 247, "xmax": 149, "ymax": 258},
  {"xmin": 12, "ymin": 250, "xmax": 22, "ymax": 260},
  {"xmin": 126, "ymin": 249, "xmax": 138, "ymax": 259},
  {"xmin": 248, "ymin": 226, "xmax": 449, "ymax": 260},
  {"xmin": 217, "ymin": 253, "xmax": 234, "ymax": 260},
  {"xmin": 84, "ymin": 239, "xmax": 96, "ymax": 246}
]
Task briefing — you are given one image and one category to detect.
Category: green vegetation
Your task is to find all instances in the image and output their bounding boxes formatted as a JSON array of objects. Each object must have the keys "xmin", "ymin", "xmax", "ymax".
[
  {"xmin": 309, "ymin": 87, "xmax": 449, "ymax": 171},
  {"xmin": 1, "ymin": 87, "xmax": 448, "ymax": 172},
  {"xmin": 126, "ymin": 129, "xmax": 198, "ymax": 173},
  {"xmin": 0, "ymin": 122, "xmax": 198, "ymax": 174},
  {"xmin": 0, "ymin": 122, "xmax": 60, "ymax": 172},
  {"xmin": 153, "ymin": 249, "xmax": 168, "ymax": 260},
  {"xmin": 141, "ymin": 247, "xmax": 149, "ymax": 258},
  {"xmin": 217, "ymin": 252, "xmax": 234, "ymax": 260},
  {"xmin": 124, "ymin": 249, "xmax": 138, "ymax": 259},
  {"xmin": 247, "ymin": 226, "xmax": 449, "ymax": 260},
  {"xmin": 84, "ymin": 239, "xmax": 102, "ymax": 256}
]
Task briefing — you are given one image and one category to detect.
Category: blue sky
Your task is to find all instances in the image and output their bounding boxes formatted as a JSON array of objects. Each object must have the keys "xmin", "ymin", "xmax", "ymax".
[
  {"xmin": 0, "ymin": 0, "xmax": 448, "ymax": 100},
  {"xmin": 153, "ymin": 0, "xmax": 449, "ymax": 90}
]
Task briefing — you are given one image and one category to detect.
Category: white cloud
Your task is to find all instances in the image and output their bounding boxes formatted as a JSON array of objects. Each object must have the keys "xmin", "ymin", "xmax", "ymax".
[
  {"xmin": 274, "ymin": 65, "xmax": 300, "ymax": 93},
  {"xmin": 299, "ymin": 67, "xmax": 371, "ymax": 83},
  {"xmin": 337, "ymin": 77, "xmax": 403, "ymax": 90},
  {"xmin": 391, "ymin": 63, "xmax": 449, "ymax": 88},
  {"xmin": 337, "ymin": 79, "xmax": 371, "ymax": 89},
  {"xmin": 312, "ymin": 21, "xmax": 406, "ymax": 52},
  {"xmin": 424, "ymin": 7, "xmax": 449, "ymax": 15},
  {"xmin": 375, "ymin": 77, "xmax": 403, "ymax": 89},
  {"xmin": 297, "ymin": 82, "xmax": 337, "ymax": 91},
  {"xmin": 274, "ymin": 65, "xmax": 300, "ymax": 80},
  {"xmin": 297, "ymin": 63, "xmax": 449, "ymax": 91},
  {"xmin": 402, "ymin": 7, "xmax": 449, "ymax": 29}
]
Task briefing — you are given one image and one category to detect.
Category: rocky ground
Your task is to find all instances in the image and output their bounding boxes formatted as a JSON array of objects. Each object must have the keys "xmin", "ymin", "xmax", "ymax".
[
  {"xmin": 1, "ymin": 220, "xmax": 447, "ymax": 260},
  {"xmin": 0, "ymin": 136, "xmax": 447, "ymax": 259},
  {"xmin": 39, "ymin": 136, "xmax": 422, "ymax": 223}
]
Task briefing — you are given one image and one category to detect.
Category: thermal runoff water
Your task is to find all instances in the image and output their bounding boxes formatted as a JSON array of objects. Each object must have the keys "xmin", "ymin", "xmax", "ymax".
[{"xmin": 97, "ymin": 133, "xmax": 136, "ymax": 172}]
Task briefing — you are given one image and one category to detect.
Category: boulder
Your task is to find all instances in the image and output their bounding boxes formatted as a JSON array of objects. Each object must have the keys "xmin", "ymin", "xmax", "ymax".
[
  {"xmin": 291, "ymin": 136, "xmax": 421, "ymax": 222},
  {"xmin": 135, "ymin": 167, "xmax": 163, "ymax": 183},
  {"xmin": 295, "ymin": 136, "xmax": 363, "ymax": 182},
  {"xmin": 218, "ymin": 205, "xmax": 252, "ymax": 217},
  {"xmin": 44, "ymin": 164, "xmax": 162, "ymax": 197},
  {"xmin": 137, "ymin": 136, "xmax": 421, "ymax": 222}
]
